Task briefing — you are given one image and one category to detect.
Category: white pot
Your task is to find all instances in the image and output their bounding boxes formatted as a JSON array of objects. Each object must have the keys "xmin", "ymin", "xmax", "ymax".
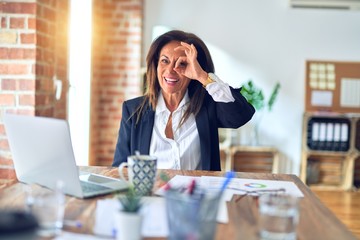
[{"xmin": 114, "ymin": 211, "xmax": 143, "ymax": 240}]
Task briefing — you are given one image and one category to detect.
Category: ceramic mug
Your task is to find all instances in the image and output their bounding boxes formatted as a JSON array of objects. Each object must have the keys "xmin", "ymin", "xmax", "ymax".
[{"xmin": 119, "ymin": 155, "xmax": 157, "ymax": 196}]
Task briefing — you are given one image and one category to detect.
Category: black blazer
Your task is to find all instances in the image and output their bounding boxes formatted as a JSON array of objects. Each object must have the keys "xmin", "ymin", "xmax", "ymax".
[{"xmin": 112, "ymin": 86, "xmax": 255, "ymax": 171}]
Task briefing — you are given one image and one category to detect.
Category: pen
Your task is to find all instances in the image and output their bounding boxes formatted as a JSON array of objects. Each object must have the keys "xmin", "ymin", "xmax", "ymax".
[
  {"xmin": 63, "ymin": 220, "xmax": 82, "ymax": 228},
  {"xmin": 220, "ymin": 171, "xmax": 235, "ymax": 192}
]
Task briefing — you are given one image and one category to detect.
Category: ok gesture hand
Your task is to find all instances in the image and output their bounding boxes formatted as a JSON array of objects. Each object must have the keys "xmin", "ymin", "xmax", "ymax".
[{"xmin": 173, "ymin": 42, "xmax": 208, "ymax": 83}]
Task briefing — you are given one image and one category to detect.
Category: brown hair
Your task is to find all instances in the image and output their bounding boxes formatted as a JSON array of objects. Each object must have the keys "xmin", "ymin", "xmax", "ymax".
[{"xmin": 134, "ymin": 30, "xmax": 215, "ymax": 125}]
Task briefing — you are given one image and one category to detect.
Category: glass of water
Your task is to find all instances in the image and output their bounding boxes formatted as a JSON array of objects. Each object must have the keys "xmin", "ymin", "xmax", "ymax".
[
  {"xmin": 258, "ymin": 193, "xmax": 299, "ymax": 240},
  {"xmin": 31, "ymin": 181, "xmax": 65, "ymax": 237}
]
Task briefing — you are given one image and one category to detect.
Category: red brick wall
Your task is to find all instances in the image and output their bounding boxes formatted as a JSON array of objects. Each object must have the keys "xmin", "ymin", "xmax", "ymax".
[
  {"xmin": 53, "ymin": 0, "xmax": 69, "ymax": 119},
  {"xmin": 0, "ymin": 0, "xmax": 142, "ymax": 168},
  {"xmin": 35, "ymin": 0, "xmax": 69, "ymax": 118},
  {"xmin": 0, "ymin": 0, "xmax": 69, "ymax": 168},
  {"xmin": 90, "ymin": 0, "xmax": 143, "ymax": 166}
]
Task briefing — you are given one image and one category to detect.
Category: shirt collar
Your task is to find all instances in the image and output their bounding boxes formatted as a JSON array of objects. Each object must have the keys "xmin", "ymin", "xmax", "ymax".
[{"xmin": 156, "ymin": 90, "xmax": 190, "ymax": 114}]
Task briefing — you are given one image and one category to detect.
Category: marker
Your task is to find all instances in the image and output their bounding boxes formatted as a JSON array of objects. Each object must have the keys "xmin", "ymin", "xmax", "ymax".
[
  {"xmin": 63, "ymin": 220, "xmax": 82, "ymax": 228},
  {"xmin": 187, "ymin": 178, "xmax": 196, "ymax": 195},
  {"xmin": 220, "ymin": 171, "xmax": 235, "ymax": 192}
]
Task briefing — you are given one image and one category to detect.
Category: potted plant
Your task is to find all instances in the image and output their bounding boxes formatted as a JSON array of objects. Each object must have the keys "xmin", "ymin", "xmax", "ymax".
[
  {"xmin": 240, "ymin": 80, "xmax": 281, "ymax": 145},
  {"xmin": 114, "ymin": 185, "xmax": 143, "ymax": 240}
]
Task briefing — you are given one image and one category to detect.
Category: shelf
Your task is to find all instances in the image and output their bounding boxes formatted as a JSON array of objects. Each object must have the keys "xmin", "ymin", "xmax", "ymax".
[
  {"xmin": 356, "ymin": 119, "xmax": 360, "ymax": 151},
  {"xmin": 220, "ymin": 145, "xmax": 280, "ymax": 173},
  {"xmin": 305, "ymin": 150, "xmax": 349, "ymax": 156},
  {"xmin": 300, "ymin": 113, "xmax": 360, "ymax": 190},
  {"xmin": 354, "ymin": 155, "xmax": 360, "ymax": 188}
]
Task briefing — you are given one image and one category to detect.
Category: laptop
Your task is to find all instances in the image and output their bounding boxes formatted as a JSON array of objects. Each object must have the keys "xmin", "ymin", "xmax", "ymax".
[{"xmin": 3, "ymin": 113, "xmax": 128, "ymax": 198}]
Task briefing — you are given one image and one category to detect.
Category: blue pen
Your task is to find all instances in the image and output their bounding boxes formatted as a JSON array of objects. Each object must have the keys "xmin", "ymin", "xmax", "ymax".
[
  {"xmin": 63, "ymin": 220, "xmax": 82, "ymax": 228},
  {"xmin": 220, "ymin": 171, "xmax": 235, "ymax": 192}
]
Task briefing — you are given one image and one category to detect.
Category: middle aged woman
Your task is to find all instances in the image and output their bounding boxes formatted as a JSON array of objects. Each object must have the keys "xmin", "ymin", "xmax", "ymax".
[{"xmin": 112, "ymin": 30, "xmax": 255, "ymax": 171}]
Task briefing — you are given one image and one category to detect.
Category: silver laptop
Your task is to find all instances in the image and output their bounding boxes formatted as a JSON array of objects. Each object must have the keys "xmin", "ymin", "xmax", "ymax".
[{"xmin": 3, "ymin": 113, "xmax": 128, "ymax": 198}]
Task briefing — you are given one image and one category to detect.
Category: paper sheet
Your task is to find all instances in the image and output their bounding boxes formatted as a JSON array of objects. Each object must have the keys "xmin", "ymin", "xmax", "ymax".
[
  {"xmin": 55, "ymin": 231, "xmax": 111, "ymax": 240},
  {"xmin": 311, "ymin": 90, "xmax": 333, "ymax": 107},
  {"xmin": 200, "ymin": 176, "xmax": 304, "ymax": 198}
]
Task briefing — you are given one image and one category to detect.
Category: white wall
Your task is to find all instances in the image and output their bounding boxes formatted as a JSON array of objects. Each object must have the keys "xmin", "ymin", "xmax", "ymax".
[{"xmin": 143, "ymin": 0, "xmax": 360, "ymax": 175}]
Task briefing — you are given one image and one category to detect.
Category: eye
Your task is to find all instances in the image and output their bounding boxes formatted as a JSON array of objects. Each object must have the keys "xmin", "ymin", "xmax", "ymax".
[
  {"xmin": 160, "ymin": 58, "xmax": 169, "ymax": 64},
  {"xmin": 179, "ymin": 61, "xmax": 187, "ymax": 67}
]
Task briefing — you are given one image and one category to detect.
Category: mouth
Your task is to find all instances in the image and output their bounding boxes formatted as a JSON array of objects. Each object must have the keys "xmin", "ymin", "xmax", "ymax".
[{"xmin": 164, "ymin": 77, "xmax": 179, "ymax": 84}]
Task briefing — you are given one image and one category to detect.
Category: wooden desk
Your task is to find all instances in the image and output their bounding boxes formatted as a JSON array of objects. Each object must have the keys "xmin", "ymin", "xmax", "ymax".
[{"xmin": 0, "ymin": 166, "xmax": 357, "ymax": 240}]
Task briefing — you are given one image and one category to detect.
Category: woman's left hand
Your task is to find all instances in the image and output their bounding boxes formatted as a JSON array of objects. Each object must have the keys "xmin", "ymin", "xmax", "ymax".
[{"xmin": 174, "ymin": 42, "xmax": 207, "ymax": 83}]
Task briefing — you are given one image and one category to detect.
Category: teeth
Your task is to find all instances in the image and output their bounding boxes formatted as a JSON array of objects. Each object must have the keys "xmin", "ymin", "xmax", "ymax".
[{"xmin": 165, "ymin": 78, "xmax": 179, "ymax": 82}]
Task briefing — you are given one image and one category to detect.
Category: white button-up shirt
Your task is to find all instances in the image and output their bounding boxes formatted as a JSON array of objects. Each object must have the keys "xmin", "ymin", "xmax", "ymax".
[{"xmin": 149, "ymin": 78, "xmax": 235, "ymax": 170}]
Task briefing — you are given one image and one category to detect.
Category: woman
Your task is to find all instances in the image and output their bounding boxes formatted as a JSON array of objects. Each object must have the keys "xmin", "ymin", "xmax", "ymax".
[{"xmin": 112, "ymin": 30, "xmax": 255, "ymax": 171}]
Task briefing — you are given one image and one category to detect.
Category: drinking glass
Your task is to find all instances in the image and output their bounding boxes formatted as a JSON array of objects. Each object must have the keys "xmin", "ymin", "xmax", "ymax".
[
  {"xmin": 258, "ymin": 193, "xmax": 299, "ymax": 240},
  {"xmin": 31, "ymin": 181, "xmax": 65, "ymax": 237}
]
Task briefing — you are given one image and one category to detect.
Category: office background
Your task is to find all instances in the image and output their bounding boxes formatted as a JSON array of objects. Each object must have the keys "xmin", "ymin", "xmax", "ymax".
[
  {"xmin": 143, "ymin": 0, "xmax": 360, "ymax": 174},
  {"xmin": 0, "ymin": 0, "xmax": 359, "ymax": 176}
]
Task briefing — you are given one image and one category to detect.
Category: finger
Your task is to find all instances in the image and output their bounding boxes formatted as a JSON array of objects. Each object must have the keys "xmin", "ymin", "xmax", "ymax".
[
  {"xmin": 175, "ymin": 42, "xmax": 191, "ymax": 52},
  {"xmin": 190, "ymin": 43, "xmax": 197, "ymax": 53},
  {"xmin": 180, "ymin": 41, "xmax": 191, "ymax": 48},
  {"xmin": 184, "ymin": 45, "xmax": 192, "ymax": 56},
  {"xmin": 180, "ymin": 42, "xmax": 193, "ymax": 55},
  {"xmin": 173, "ymin": 65, "xmax": 185, "ymax": 76},
  {"xmin": 174, "ymin": 45, "xmax": 186, "ymax": 52},
  {"xmin": 181, "ymin": 42, "xmax": 197, "ymax": 57},
  {"xmin": 174, "ymin": 46, "xmax": 192, "ymax": 58},
  {"xmin": 173, "ymin": 67, "xmax": 183, "ymax": 76},
  {"xmin": 174, "ymin": 56, "xmax": 188, "ymax": 69},
  {"xmin": 189, "ymin": 44, "xmax": 198, "ymax": 57}
]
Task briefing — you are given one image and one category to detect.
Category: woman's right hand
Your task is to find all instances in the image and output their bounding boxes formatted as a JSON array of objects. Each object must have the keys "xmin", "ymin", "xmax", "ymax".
[{"xmin": 174, "ymin": 42, "xmax": 208, "ymax": 84}]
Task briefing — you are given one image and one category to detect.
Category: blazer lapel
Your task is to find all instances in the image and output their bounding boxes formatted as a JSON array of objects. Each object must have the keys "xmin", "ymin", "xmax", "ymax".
[
  {"xmin": 138, "ymin": 108, "xmax": 155, "ymax": 155},
  {"xmin": 196, "ymin": 106, "xmax": 211, "ymax": 170}
]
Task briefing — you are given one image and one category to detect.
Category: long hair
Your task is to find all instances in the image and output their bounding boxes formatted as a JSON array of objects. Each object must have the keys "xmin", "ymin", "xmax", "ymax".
[{"xmin": 134, "ymin": 30, "xmax": 215, "ymax": 125}]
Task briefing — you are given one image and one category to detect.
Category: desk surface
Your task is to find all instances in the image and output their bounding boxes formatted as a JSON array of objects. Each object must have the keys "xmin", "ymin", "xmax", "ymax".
[{"xmin": 0, "ymin": 166, "xmax": 357, "ymax": 240}]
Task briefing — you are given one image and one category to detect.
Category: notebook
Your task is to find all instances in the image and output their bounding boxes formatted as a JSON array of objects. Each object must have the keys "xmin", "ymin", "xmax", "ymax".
[{"xmin": 3, "ymin": 113, "xmax": 128, "ymax": 198}]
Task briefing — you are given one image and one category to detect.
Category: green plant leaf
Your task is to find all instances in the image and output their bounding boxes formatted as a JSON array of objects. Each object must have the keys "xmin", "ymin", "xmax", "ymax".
[
  {"xmin": 117, "ymin": 185, "xmax": 142, "ymax": 213},
  {"xmin": 240, "ymin": 80, "xmax": 280, "ymax": 112},
  {"xmin": 240, "ymin": 80, "xmax": 265, "ymax": 111},
  {"xmin": 267, "ymin": 82, "xmax": 281, "ymax": 111}
]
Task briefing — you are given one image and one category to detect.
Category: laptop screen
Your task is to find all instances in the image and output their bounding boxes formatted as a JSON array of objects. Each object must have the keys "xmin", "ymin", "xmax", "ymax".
[{"xmin": 3, "ymin": 114, "xmax": 128, "ymax": 198}]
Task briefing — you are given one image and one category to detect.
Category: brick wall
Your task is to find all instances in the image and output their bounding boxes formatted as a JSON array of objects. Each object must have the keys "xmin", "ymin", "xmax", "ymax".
[
  {"xmin": 90, "ymin": 0, "xmax": 143, "ymax": 166},
  {"xmin": 0, "ymin": 0, "xmax": 142, "ymax": 168},
  {"xmin": 0, "ymin": 0, "xmax": 69, "ymax": 169},
  {"xmin": 35, "ymin": 0, "xmax": 69, "ymax": 118}
]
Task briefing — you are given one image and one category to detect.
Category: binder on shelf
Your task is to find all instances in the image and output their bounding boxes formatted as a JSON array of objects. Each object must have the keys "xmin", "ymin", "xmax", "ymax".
[
  {"xmin": 325, "ymin": 123, "xmax": 334, "ymax": 151},
  {"xmin": 306, "ymin": 116, "xmax": 351, "ymax": 152},
  {"xmin": 340, "ymin": 123, "xmax": 349, "ymax": 152},
  {"xmin": 333, "ymin": 123, "xmax": 341, "ymax": 151},
  {"xmin": 311, "ymin": 122, "xmax": 319, "ymax": 150},
  {"xmin": 318, "ymin": 122, "xmax": 326, "ymax": 150}
]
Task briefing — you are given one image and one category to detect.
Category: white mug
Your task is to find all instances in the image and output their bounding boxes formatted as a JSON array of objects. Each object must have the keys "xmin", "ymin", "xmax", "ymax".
[{"xmin": 119, "ymin": 155, "xmax": 157, "ymax": 196}]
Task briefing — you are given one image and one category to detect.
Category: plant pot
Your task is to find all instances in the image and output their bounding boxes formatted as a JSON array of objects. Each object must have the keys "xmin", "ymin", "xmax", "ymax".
[{"xmin": 114, "ymin": 211, "xmax": 143, "ymax": 240}]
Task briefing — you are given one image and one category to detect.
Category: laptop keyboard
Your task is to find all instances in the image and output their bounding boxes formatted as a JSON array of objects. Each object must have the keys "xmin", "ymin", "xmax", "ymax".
[{"xmin": 80, "ymin": 181, "xmax": 111, "ymax": 193}]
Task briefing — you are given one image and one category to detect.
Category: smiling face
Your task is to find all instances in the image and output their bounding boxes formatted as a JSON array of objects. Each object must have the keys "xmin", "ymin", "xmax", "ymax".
[{"xmin": 157, "ymin": 41, "xmax": 191, "ymax": 104}]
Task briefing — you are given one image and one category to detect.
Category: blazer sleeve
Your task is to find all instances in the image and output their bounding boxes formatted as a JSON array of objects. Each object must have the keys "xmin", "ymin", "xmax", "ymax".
[{"xmin": 215, "ymin": 86, "xmax": 255, "ymax": 128}]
